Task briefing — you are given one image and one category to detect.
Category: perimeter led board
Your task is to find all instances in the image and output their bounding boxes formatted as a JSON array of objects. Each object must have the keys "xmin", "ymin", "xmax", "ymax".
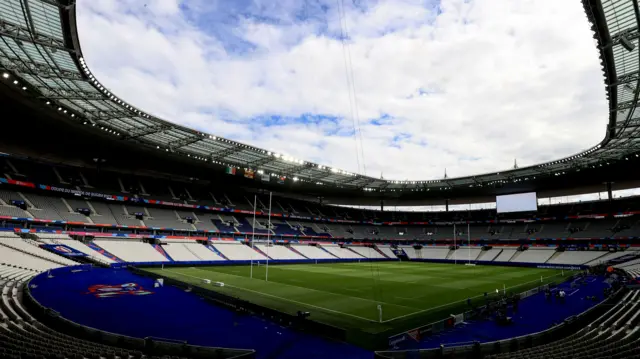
[{"xmin": 496, "ymin": 192, "xmax": 537, "ymax": 213}]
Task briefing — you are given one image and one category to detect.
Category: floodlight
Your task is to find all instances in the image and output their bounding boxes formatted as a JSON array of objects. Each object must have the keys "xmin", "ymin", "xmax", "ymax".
[{"xmin": 2, "ymin": 73, "xmax": 8, "ymax": 78}]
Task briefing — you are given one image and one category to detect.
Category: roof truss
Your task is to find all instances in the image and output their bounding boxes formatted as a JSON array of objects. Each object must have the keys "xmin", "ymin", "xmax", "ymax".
[{"xmin": 168, "ymin": 135, "xmax": 203, "ymax": 150}]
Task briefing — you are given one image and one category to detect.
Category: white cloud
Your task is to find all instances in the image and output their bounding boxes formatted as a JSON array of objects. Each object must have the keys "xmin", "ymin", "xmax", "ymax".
[{"xmin": 76, "ymin": 0, "xmax": 606, "ymax": 180}]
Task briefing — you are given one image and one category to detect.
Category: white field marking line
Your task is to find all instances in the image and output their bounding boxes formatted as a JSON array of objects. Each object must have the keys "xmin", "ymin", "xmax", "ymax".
[
  {"xmin": 169, "ymin": 269, "xmax": 378, "ymax": 323},
  {"xmin": 381, "ymin": 272, "xmax": 565, "ymax": 323},
  {"xmin": 568, "ymin": 289, "xmax": 580, "ymax": 297},
  {"xmin": 190, "ymin": 267, "xmax": 418, "ymax": 311},
  {"xmin": 394, "ymin": 296, "xmax": 422, "ymax": 301}
]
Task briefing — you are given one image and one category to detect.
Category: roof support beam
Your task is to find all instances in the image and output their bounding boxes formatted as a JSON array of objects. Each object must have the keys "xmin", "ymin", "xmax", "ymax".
[
  {"xmin": 38, "ymin": 88, "xmax": 104, "ymax": 100},
  {"xmin": 612, "ymin": 99, "xmax": 638, "ymax": 112},
  {"xmin": 336, "ymin": 174, "xmax": 362, "ymax": 184},
  {"xmin": 281, "ymin": 163, "xmax": 313, "ymax": 177},
  {"xmin": 86, "ymin": 110, "xmax": 131, "ymax": 121},
  {"xmin": 355, "ymin": 178, "xmax": 378, "ymax": 189},
  {"xmin": 246, "ymin": 156, "xmax": 276, "ymax": 168},
  {"xmin": 168, "ymin": 135, "xmax": 203, "ymax": 150},
  {"xmin": 615, "ymin": 118, "xmax": 640, "ymax": 128},
  {"xmin": 0, "ymin": 19, "xmax": 71, "ymax": 53},
  {"xmin": 210, "ymin": 146, "xmax": 244, "ymax": 162},
  {"xmin": 609, "ymin": 27, "xmax": 640, "ymax": 46},
  {"xmin": 609, "ymin": 71, "xmax": 640, "ymax": 87},
  {"xmin": 0, "ymin": 57, "xmax": 82, "ymax": 80},
  {"xmin": 122, "ymin": 124, "xmax": 171, "ymax": 139}
]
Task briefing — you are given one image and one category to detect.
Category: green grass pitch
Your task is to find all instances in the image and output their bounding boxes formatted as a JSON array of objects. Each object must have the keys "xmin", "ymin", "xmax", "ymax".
[{"xmin": 143, "ymin": 262, "xmax": 567, "ymax": 347}]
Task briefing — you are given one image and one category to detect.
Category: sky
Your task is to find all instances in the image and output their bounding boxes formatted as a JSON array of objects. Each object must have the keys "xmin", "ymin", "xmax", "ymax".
[{"xmin": 76, "ymin": 0, "xmax": 607, "ymax": 181}]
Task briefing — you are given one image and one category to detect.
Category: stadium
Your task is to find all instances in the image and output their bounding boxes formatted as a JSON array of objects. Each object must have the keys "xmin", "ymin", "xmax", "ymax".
[{"xmin": 0, "ymin": 0, "xmax": 640, "ymax": 358}]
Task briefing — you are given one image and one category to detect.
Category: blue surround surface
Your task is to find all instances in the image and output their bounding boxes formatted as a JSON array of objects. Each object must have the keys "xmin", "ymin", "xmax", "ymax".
[{"xmin": 29, "ymin": 267, "xmax": 371, "ymax": 359}]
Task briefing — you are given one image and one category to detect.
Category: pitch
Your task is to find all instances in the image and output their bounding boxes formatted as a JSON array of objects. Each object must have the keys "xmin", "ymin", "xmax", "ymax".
[{"xmin": 145, "ymin": 262, "xmax": 566, "ymax": 343}]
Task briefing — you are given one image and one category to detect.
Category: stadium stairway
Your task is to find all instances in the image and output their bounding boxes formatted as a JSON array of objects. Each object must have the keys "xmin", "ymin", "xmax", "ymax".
[
  {"xmin": 505, "ymin": 250, "xmax": 522, "ymax": 262},
  {"xmin": 85, "ymin": 242, "xmax": 123, "ymax": 262},
  {"xmin": 286, "ymin": 245, "xmax": 308, "ymax": 259},
  {"xmin": 207, "ymin": 245, "xmax": 228, "ymax": 260},
  {"xmin": 317, "ymin": 245, "xmax": 339, "ymax": 258},
  {"xmin": 545, "ymin": 251, "xmax": 562, "ymax": 263},
  {"xmin": 375, "ymin": 247, "xmax": 390, "ymax": 258},
  {"xmin": 248, "ymin": 243, "xmax": 271, "ymax": 259},
  {"xmin": 396, "ymin": 275, "xmax": 612, "ymax": 351},
  {"xmin": 152, "ymin": 244, "xmax": 173, "ymax": 261},
  {"xmin": 28, "ymin": 267, "xmax": 371, "ymax": 359}
]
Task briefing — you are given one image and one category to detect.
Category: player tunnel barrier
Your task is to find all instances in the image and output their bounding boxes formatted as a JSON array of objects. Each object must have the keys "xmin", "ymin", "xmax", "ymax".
[
  {"xmin": 374, "ymin": 286, "xmax": 626, "ymax": 359},
  {"xmin": 24, "ymin": 265, "xmax": 256, "ymax": 359}
]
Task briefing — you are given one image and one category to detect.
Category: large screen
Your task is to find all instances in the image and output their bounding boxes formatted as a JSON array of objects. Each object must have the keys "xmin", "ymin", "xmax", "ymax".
[{"xmin": 496, "ymin": 192, "xmax": 537, "ymax": 213}]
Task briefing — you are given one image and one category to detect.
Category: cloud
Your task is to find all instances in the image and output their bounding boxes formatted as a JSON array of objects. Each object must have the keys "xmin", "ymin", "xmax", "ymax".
[{"xmin": 76, "ymin": 0, "xmax": 606, "ymax": 180}]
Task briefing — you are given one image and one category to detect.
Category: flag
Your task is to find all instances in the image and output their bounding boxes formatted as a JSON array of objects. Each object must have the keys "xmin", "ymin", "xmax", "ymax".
[
  {"xmin": 225, "ymin": 167, "xmax": 236, "ymax": 175},
  {"xmin": 277, "ymin": 176, "xmax": 285, "ymax": 184},
  {"xmin": 244, "ymin": 169, "xmax": 254, "ymax": 179}
]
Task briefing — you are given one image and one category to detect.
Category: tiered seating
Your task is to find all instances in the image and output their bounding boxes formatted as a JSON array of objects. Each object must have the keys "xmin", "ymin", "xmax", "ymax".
[
  {"xmin": 0, "ymin": 264, "xmax": 37, "ymax": 282},
  {"xmin": 0, "ymin": 190, "xmax": 32, "ymax": 218},
  {"xmin": 161, "ymin": 241, "xmax": 225, "ymax": 261},
  {"xmin": 0, "ymin": 244, "xmax": 62, "ymax": 272},
  {"xmin": 399, "ymin": 246, "xmax": 419, "ymax": 259},
  {"xmin": 145, "ymin": 207, "xmax": 185, "ymax": 229},
  {"xmin": 255, "ymin": 244, "xmax": 305, "ymax": 260},
  {"xmin": 348, "ymin": 246, "xmax": 386, "ymax": 259},
  {"xmin": 514, "ymin": 248, "xmax": 556, "ymax": 263},
  {"xmin": 449, "ymin": 247, "xmax": 482, "ymax": 261},
  {"xmin": 52, "ymin": 238, "xmax": 116, "ymax": 265},
  {"xmin": 547, "ymin": 251, "xmax": 607, "ymax": 265},
  {"xmin": 20, "ymin": 193, "xmax": 64, "ymax": 221},
  {"xmin": 192, "ymin": 213, "xmax": 220, "ymax": 232},
  {"xmin": 485, "ymin": 290, "xmax": 640, "ymax": 359},
  {"xmin": 212, "ymin": 242, "xmax": 267, "ymax": 260},
  {"xmin": 0, "ymin": 281, "xmax": 200, "ymax": 359},
  {"xmin": 23, "ymin": 194, "xmax": 88, "ymax": 222},
  {"xmin": 109, "ymin": 204, "xmax": 144, "ymax": 226},
  {"xmin": 85, "ymin": 201, "xmax": 118, "ymax": 225},
  {"xmin": 494, "ymin": 248, "xmax": 517, "ymax": 262},
  {"xmin": 321, "ymin": 244, "xmax": 363, "ymax": 259},
  {"xmin": 477, "ymin": 248, "xmax": 501, "ymax": 261},
  {"xmin": 289, "ymin": 244, "xmax": 336, "ymax": 259},
  {"xmin": 0, "ymin": 234, "xmax": 76, "ymax": 267},
  {"xmin": 189, "ymin": 243, "xmax": 225, "ymax": 261},
  {"xmin": 162, "ymin": 242, "xmax": 200, "ymax": 261},
  {"xmin": 421, "ymin": 247, "xmax": 451, "ymax": 260},
  {"xmin": 270, "ymin": 220, "xmax": 299, "ymax": 236},
  {"xmin": 0, "ymin": 205, "xmax": 32, "ymax": 218},
  {"xmin": 377, "ymin": 245, "xmax": 397, "ymax": 258},
  {"xmin": 93, "ymin": 240, "xmax": 169, "ymax": 262},
  {"xmin": 586, "ymin": 250, "xmax": 636, "ymax": 265}
]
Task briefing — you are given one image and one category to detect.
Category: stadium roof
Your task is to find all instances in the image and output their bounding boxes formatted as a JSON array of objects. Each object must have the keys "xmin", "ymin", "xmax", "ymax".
[{"xmin": 0, "ymin": 0, "xmax": 638, "ymax": 193}]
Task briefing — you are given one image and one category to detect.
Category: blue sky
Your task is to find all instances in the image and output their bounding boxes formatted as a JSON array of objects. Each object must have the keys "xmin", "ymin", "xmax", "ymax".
[{"xmin": 76, "ymin": 0, "xmax": 606, "ymax": 180}]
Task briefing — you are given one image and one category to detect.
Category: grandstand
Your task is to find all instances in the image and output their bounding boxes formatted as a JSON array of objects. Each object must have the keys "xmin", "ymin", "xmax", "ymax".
[{"xmin": 0, "ymin": 0, "xmax": 639, "ymax": 358}]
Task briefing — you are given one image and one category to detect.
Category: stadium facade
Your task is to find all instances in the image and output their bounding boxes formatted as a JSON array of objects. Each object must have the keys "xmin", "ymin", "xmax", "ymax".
[{"xmin": 0, "ymin": 1, "xmax": 639, "ymax": 359}]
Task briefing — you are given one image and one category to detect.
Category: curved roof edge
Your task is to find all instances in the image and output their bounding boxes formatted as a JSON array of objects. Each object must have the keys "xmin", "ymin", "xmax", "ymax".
[{"xmin": 1, "ymin": 0, "xmax": 639, "ymax": 193}]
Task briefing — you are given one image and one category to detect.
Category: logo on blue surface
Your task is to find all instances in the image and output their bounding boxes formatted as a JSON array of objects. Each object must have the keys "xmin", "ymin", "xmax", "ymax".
[{"xmin": 86, "ymin": 283, "xmax": 154, "ymax": 298}]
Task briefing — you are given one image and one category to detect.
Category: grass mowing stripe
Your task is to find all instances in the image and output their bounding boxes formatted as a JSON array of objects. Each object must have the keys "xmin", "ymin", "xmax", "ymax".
[
  {"xmin": 143, "ymin": 262, "xmax": 569, "ymax": 349},
  {"xmin": 191, "ymin": 267, "xmax": 419, "ymax": 311},
  {"xmin": 169, "ymin": 268, "xmax": 379, "ymax": 323}
]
